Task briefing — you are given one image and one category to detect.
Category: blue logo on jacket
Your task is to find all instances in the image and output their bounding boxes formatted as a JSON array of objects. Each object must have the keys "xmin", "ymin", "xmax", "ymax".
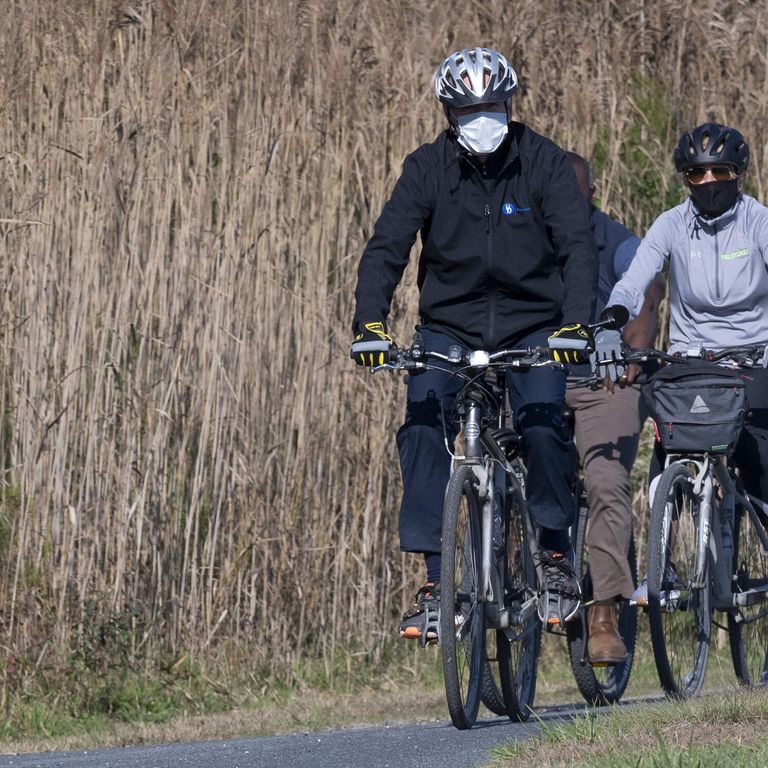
[{"xmin": 502, "ymin": 202, "xmax": 531, "ymax": 216}]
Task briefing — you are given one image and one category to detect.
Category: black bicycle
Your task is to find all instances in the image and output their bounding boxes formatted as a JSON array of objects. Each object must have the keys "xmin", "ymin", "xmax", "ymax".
[{"xmin": 561, "ymin": 396, "xmax": 639, "ymax": 705}]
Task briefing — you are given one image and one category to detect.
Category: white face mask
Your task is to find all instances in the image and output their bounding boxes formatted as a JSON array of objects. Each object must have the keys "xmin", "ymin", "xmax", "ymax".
[{"xmin": 455, "ymin": 111, "xmax": 508, "ymax": 155}]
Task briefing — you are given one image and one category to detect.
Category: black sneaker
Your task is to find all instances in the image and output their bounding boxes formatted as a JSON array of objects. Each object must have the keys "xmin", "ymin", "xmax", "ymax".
[
  {"xmin": 536, "ymin": 550, "xmax": 581, "ymax": 626},
  {"xmin": 399, "ymin": 582, "xmax": 439, "ymax": 646}
]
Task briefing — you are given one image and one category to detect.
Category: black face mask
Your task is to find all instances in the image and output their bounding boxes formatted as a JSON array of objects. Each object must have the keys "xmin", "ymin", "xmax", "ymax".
[{"xmin": 689, "ymin": 179, "xmax": 740, "ymax": 218}]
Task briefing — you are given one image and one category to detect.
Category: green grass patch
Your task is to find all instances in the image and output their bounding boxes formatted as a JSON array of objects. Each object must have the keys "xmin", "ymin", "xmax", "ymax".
[
  {"xmin": 0, "ymin": 637, "xmax": 447, "ymax": 747},
  {"xmin": 491, "ymin": 687, "xmax": 768, "ymax": 768}
]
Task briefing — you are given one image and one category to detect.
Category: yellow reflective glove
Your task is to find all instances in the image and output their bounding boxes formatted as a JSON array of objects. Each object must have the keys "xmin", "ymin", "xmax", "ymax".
[
  {"xmin": 547, "ymin": 323, "xmax": 592, "ymax": 365},
  {"xmin": 350, "ymin": 321, "xmax": 394, "ymax": 367}
]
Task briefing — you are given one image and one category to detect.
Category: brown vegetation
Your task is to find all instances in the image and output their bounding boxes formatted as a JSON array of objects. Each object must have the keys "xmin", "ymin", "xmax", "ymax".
[{"xmin": 0, "ymin": 0, "xmax": 766, "ymax": 711}]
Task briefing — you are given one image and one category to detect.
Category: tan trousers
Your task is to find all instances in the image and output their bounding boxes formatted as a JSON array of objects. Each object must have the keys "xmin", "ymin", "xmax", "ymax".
[{"xmin": 565, "ymin": 384, "xmax": 645, "ymax": 601}]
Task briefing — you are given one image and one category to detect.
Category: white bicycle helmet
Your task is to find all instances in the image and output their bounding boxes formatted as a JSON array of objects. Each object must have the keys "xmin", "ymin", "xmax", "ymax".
[{"xmin": 434, "ymin": 47, "xmax": 518, "ymax": 107}]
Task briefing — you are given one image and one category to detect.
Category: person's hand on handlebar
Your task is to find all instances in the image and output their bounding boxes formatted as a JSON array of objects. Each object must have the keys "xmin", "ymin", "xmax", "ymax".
[
  {"xmin": 591, "ymin": 329, "xmax": 625, "ymax": 390},
  {"xmin": 595, "ymin": 304, "xmax": 644, "ymax": 392},
  {"xmin": 548, "ymin": 322, "xmax": 593, "ymax": 364},
  {"xmin": 350, "ymin": 321, "xmax": 394, "ymax": 367}
]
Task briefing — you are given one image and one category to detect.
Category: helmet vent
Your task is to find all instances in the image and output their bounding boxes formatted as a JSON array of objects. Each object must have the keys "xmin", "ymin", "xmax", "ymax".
[{"xmin": 712, "ymin": 135, "xmax": 728, "ymax": 156}]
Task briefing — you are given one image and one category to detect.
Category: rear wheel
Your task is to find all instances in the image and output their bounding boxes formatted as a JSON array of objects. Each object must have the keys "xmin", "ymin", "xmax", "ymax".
[
  {"xmin": 440, "ymin": 464, "xmax": 485, "ymax": 729},
  {"xmin": 566, "ymin": 491, "xmax": 637, "ymax": 705},
  {"xmin": 479, "ymin": 630, "xmax": 507, "ymax": 716},
  {"xmin": 729, "ymin": 501, "xmax": 768, "ymax": 687},
  {"xmin": 647, "ymin": 462, "xmax": 711, "ymax": 699},
  {"xmin": 496, "ymin": 471, "xmax": 540, "ymax": 721}
]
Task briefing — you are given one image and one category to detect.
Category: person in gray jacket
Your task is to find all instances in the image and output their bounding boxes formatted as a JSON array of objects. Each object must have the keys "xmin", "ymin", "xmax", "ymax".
[{"xmin": 607, "ymin": 123, "xmax": 768, "ymax": 515}]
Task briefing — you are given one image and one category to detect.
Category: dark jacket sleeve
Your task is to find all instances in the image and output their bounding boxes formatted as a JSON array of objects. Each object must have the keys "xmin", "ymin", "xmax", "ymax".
[
  {"xmin": 352, "ymin": 147, "xmax": 435, "ymax": 333},
  {"xmin": 535, "ymin": 142, "xmax": 598, "ymax": 326}
]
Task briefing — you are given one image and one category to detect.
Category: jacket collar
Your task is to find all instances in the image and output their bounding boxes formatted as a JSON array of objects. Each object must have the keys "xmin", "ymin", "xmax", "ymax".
[
  {"xmin": 686, "ymin": 194, "xmax": 741, "ymax": 227},
  {"xmin": 685, "ymin": 194, "xmax": 741, "ymax": 240}
]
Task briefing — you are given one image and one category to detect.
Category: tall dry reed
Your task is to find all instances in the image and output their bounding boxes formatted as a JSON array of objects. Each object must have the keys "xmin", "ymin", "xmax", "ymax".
[{"xmin": 0, "ymin": 0, "xmax": 766, "ymax": 702}]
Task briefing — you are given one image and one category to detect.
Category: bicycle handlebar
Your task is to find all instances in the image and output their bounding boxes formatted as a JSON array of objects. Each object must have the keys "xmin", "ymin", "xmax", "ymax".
[
  {"xmin": 376, "ymin": 342, "xmax": 555, "ymax": 373},
  {"xmin": 591, "ymin": 343, "xmax": 768, "ymax": 376},
  {"xmin": 375, "ymin": 317, "xmax": 626, "ymax": 374}
]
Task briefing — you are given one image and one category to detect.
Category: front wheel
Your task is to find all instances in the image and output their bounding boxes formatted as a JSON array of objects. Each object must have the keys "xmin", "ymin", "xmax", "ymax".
[
  {"xmin": 728, "ymin": 501, "xmax": 768, "ymax": 687},
  {"xmin": 440, "ymin": 464, "xmax": 486, "ymax": 729},
  {"xmin": 566, "ymin": 492, "xmax": 637, "ymax": 705},
  {"xmin": 647, "ymin": 462, "xmax": 711, "ymax": 699}
]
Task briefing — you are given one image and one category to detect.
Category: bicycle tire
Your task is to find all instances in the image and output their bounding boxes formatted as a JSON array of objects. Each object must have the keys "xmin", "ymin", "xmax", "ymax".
[
  {"xmin": 496, "ymin": 472, "xmax": 540, "ymax": 721},
  {"xmin": 566, "ymin": 492, "xmax": 638, "ymax": 705},
  {"xmin": 440, "ymin": 464, "xmax": 486, "ymax": 729},
  {"xmin": 479, "ymin": 630, "xmax": 507, "ymax": 716},
  {"xmin": 647, "ymin": 461, "xmax": 711, "ymax": 699},
  {"xmin": 728, "ymin": 502, "xmax": 768, "ymax": 687}
]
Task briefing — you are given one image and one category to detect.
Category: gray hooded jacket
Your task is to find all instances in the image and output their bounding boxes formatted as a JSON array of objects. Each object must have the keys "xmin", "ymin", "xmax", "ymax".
[{"xmin": 608, "ymin": 193, "xmax": 768, "ymax": 353}]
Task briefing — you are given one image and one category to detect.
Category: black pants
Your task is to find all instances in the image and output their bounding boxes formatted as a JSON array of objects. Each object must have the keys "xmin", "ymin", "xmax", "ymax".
[{"xmin": 396, "ymin": 326, "xmax": 574, "ymax": 554}]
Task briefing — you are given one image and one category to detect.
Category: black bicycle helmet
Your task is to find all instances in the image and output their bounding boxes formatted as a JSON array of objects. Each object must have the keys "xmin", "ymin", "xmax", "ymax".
[
  {"xmin": 434, "ymin": 48, "xmax": 518, "ymax": 107},
  {"xmin": 673, "ymin": 123, "xmax": 749, "ymax": 174}
]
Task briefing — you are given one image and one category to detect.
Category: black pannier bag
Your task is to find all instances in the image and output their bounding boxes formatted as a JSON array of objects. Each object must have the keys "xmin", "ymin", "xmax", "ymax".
[{"xmin": 642, "ymin": 362, "xmax": 748, "ymax": 454}]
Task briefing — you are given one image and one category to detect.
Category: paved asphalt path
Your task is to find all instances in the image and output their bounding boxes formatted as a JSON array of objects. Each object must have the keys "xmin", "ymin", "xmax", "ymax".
[{"xmin": 0, "ymin": 703, "xmax": 596, "ymax": 768}]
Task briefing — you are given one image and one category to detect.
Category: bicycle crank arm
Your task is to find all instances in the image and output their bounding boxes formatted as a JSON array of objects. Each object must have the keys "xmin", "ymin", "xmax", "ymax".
[
  {"xmin": 733, "ymin": 582, "xmax": 768, "ymax": 608},
  {"xmin": 506, "ymin": 596, "xmax": 537, "ymax": 628}
]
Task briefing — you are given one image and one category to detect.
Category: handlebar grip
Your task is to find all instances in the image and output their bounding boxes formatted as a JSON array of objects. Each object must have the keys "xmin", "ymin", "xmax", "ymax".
[
  {"xmin": 351, "ymin": 340, "xmax": 391, "ymax": 353},
  {"xmin": 548, "ymin": 338, "xmax": 589, "ymax": 351}
]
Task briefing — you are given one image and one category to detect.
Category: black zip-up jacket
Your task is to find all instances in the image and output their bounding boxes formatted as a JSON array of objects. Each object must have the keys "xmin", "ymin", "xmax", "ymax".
[{"xmin": 353, "ymin": 122, "xmax": 598, "ymax": 350}]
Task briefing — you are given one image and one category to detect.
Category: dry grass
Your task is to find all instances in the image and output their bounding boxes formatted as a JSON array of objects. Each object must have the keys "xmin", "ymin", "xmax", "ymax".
[
  {"xmin": 0, "ymin": 682, "xmax": 448, "ymax": 755},
  {"xmin": 0, "ymin": 0, "xmax": 766, "ymax": 715}
]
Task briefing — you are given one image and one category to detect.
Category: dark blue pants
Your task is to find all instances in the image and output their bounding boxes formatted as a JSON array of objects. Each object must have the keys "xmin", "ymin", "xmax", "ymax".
[{"xmin": 396, "ymin": 327, "xmax": 575, "ymax": 554}]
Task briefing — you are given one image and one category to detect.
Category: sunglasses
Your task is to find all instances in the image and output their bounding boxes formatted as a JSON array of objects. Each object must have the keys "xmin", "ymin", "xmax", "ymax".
[{"xmin": 684, "ymin": 165, "xmax": 737, "ymax": 184}]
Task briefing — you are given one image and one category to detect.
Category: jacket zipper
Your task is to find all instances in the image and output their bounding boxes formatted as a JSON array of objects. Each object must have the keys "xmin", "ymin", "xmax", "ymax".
[
  {"xmin": 485, "ymin": 200, "xmax": 495, "ymax": 346},
  {"xmin": 714, "ymin": 222, "xmax": 720, "ymax": 299}
]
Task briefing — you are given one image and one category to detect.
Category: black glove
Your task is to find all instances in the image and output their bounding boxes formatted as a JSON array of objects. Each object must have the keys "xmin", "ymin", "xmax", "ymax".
[
  {"xmin": 548, "ymin": 322, "xmax": 593, "ymax": 365},
  {"xmin": 350, "ymin": 321, "xmax": 393, "ymax": 367}
]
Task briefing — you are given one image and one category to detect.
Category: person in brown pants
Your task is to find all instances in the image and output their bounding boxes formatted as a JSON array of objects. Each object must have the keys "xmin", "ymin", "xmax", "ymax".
[{"xmin": 565, "ymin": 152, "xmax": 664, "ymax": 664}]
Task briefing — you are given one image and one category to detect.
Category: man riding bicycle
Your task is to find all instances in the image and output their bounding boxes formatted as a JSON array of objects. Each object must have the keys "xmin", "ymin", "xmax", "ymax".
[
  {"xmin": 565, "ymin": 152, "xmax": 664, "ymax": 665},
  {"xmin": 350, "ymin": 47, "xmax": 598, "ymax": 643}
]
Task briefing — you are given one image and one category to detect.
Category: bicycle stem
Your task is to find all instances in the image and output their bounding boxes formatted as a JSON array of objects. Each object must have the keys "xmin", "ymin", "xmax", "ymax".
[{"xmin": 464, "ymin": 403, "xmax": 482, "ymax": 462}]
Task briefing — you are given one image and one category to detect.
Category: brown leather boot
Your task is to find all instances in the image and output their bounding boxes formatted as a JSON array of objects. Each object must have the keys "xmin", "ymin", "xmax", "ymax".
[{"xmin": 588, "ymin": 602, "xmax": 628, "ymax": 666}]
